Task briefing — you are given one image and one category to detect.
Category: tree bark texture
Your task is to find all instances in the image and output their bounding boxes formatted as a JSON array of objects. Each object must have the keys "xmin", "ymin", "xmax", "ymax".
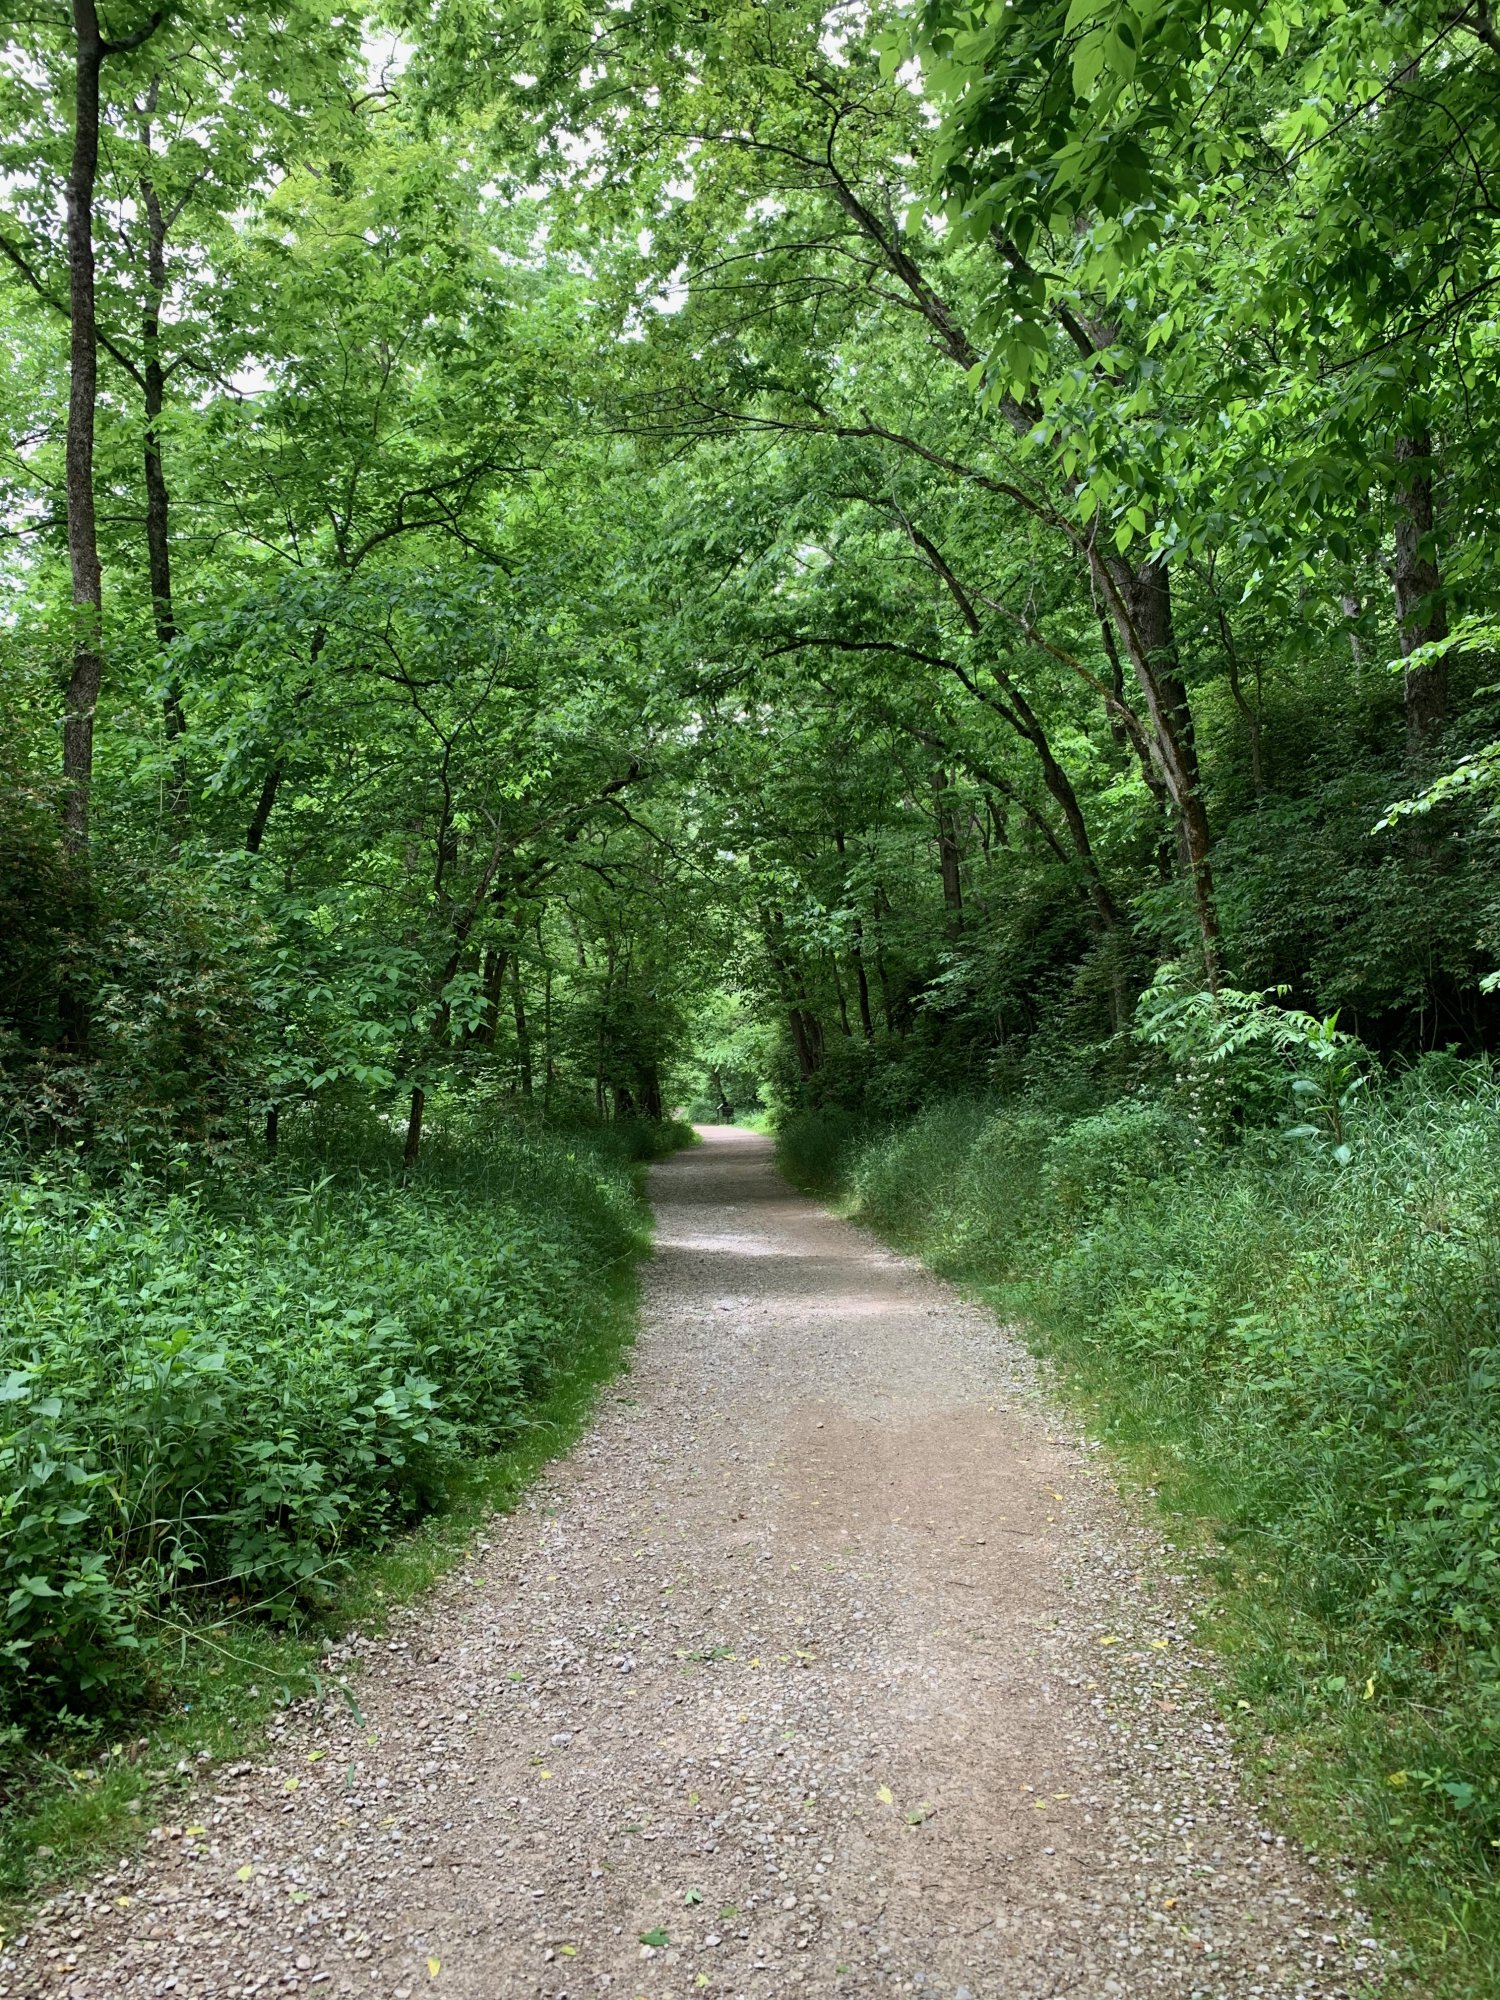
[{"xmin": 62, "ymin": 4, "xmax": 108, "ymax": 853}]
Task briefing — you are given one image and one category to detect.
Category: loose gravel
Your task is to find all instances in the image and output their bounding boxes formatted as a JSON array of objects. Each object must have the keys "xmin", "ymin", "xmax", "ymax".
[{"xmin": 2, "ymin": 1126, "xmax": 1379, "ymax": 2000}]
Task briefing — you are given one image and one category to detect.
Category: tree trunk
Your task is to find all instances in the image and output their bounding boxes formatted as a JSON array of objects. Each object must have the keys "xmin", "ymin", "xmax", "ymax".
[
  {"xmin": 512, "ymin": 956, "xmax": 532, "ymax": 1098},
  {"xmin": 931, "ymin": 767, "xmax": 964, "ymax": 931},
  {"xmin": 403, "ymin": 1084, "xmax": 424, "ymax": 1172},
  {"xmin": 830, "ymin": 955, "xmax": 852, "ymax": 1037},
  {"xmin": 638, "ymin": 1063, "xmax": 663, "ymax": 1121},
  {"xmin": 59, "ymin": 2, "xmax": 161, "ymax": 851},
  {"xmin": 1213, "ymin": 600, "xmax": 1265, "ymax": 800},
  {"xmin": 1099, "ymin": 552, "xmax": 1220, "ymax": 985},
  {"xmin": 138, "ymin": 106, "xmax": 187, "ymax": 810},
  {"xmin": 1393, "ymin": 429, "xmax": 1450, "ymax": 765},
  {"xmin": 542, "ymin": 957, "xmax": 554, "ymax": 1110},
  {"xmin": 479, "ymin": 946, "xmax": 509, "ymax": 1044},
  {"xmin": 61, "ymin": 5, "xmax": 108, "ymax": 854},
  {"xmin": 851, "ymin": 919, "xmax": 874, "ymax": 1038},
  {"xmin": 832, "ymin": 830, "xmax": 875, "ymax": 1037}
]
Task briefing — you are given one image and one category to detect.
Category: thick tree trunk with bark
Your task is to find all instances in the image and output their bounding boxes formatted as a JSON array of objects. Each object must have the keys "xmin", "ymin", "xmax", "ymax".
[{"xmin": 1392, "ymin": 430, "xmax": 1450, "ymax": 765}]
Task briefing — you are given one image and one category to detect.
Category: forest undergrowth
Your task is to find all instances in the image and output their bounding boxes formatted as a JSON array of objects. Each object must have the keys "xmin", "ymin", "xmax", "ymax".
[
  {"xmin": 780, "ymin": 1063, "xmax": 1500, "ymax": 1998},
  {"xmin": 0, "ymin": 1111, "xmax": 685, "ymax": 1923}
]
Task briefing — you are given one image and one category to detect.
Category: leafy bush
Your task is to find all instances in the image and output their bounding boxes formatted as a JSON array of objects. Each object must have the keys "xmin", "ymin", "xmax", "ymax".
[
  {"xmin": 0, "ymin": 1121, "xmax": 651, "ymax": 1713},
  {"xmin": 1031, "ymin": 1097, "xmax": 1190, "ymax": 1222}
]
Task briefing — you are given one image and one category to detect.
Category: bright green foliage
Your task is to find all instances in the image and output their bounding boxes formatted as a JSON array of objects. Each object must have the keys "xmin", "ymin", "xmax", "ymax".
[
  {"xmin": 4, "ymin": 0, "xmax": 1500, "ymax": 1973},
  {"xmin": 0, "ymin": 1116, "xmax": 662, "ymax": 1714}
]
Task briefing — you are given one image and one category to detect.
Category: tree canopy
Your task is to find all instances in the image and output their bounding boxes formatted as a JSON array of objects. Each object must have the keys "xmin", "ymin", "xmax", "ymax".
[{"xmin": 3, "ymin": 0, "xmax": 1499, "ymax": 1148}]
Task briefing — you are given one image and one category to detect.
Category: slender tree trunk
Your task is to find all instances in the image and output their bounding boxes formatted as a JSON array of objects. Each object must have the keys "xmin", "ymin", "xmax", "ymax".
[
  {"xmin": 402, "ymin": 1085, "xmax": 424, "ymax": 1172},
  {"xmin": 245, "ymin": 642, "xmax": 323, "ymax": 851},
  {"xmin": 512, "ymin": 956, "xmax": 532, "ymax": 1098},
  {"xmin": 1341, "ymin": 593, "xmax": 1365, "ymax": 668},
  {"xmin": 62, "ymin": 7, "xmax": 108, "ymax": 855},
  {"xmin": 872, "ymin": 884, "xmax": 904, "ymax": 1034},
  {"xmin": 639, "ymin": 1063, "xmax": 663, "ymax": 1121},
  {"xmin": 931, "ymin": 767, "xmax": 964, "ymax": 931},
  {"xmin": 1213, "ymin": 601, "xmax": 1265, "ymax": 800},
  {"xmin": 764, "ymin": 910, "xmax": 825, "ymax": 1079},
  {"xmin": 479, "ymin": 946, "xmax": 509, "ymax": 1044},
  {"xmin": 832, "ymin": 829, "xmax": 874, "ymax": 1037},
  {"xmin": 1393, "ymin": 429, "xmax": 1450, "ymax": 765},
  {"xmin": 1099, "ymin": 552, "xmax": 1220, "ymax": 984},
  {"xmin": 245, "ymin": 763, "xmax": 282, "ymax": 854},
  {"xmin": 542, "ymin": 957, "xmax": 554, "ymax": 1110},
  {"xmin": 851, "ymin": 920, "xmax": 874, "ymax": 1038},
  {"xmin": 137, "ymin": 105, "xmax": 188, "ymax": 814},
  {"xmin": 828, "ymin": 953, "xmax": 852, "ymax": 1037},
  {"xmin": 60, "ymin": 2, "xmax": 160, "ymax": 851},
  {"xmin": 1096, "ymin": 613, "xmax": 1173, "ymax": 880}
]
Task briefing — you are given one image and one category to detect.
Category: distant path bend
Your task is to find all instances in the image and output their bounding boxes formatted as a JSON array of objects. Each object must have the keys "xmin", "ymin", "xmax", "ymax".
[{"xmin": 5, "ymin": 1127, "xmax": 1373, "ymax": 2000}]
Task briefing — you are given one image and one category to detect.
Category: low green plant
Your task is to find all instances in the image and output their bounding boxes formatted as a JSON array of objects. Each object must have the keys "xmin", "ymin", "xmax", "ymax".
[{"xmin": 0, "ymin": 1115, "xmax": 657, "ymax": 1716}]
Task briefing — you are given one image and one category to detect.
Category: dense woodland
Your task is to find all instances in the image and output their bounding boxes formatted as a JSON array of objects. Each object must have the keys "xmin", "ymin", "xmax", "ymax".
[{"xmin": 5, "ymin": 0, "xmax": 1500, "ymax": 1982}]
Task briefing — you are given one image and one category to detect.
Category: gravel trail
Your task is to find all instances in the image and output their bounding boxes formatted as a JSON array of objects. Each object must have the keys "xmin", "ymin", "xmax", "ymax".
[{"xmin": 4, "ymin": 1126, "xmax": 1377, "ymax": 2000}]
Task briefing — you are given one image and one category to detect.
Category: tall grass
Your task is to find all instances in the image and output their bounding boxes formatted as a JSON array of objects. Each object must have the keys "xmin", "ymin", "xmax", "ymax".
[{"xmin": 780, "ymin": 1065, "xmax": 1500, "ymax": 1994}]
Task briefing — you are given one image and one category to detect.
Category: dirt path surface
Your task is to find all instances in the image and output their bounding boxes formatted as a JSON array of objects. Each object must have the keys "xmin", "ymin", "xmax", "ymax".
[{"xmin": 5, "ymin": 1127, "xmax": 1377, "ymax": 2000}]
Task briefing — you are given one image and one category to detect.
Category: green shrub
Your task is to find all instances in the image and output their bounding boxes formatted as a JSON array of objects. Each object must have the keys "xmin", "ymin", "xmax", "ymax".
[
  {"xmin": 0, "ymin": 1122, "xmax": 650, "ymax": 1713},
  {"xmin": 1039, "ymin": 1097, "xmax": 1196, "ymax": 1224}
]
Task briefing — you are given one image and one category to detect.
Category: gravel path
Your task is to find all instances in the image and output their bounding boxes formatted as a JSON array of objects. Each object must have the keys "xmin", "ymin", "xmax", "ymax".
[{"xmin": 4, "ymin": 1127, "xmax": 1379, "ymax": 2000}]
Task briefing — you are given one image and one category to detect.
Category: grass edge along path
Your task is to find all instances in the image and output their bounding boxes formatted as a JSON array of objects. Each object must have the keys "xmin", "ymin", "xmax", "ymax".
[
  {"xmin": 0, "ymin": 1164, "xmax": 661, "ymax": 1947},
  {"xmin": 777, "ymin": 1104, "xmax": 1497, "ymax": 2000}
]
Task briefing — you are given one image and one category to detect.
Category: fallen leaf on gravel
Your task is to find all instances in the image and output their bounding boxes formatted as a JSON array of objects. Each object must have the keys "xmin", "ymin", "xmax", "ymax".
[
  {"xmin": 1148, "ymin": 1639, "xmax": 1169, "ymax": 1651},
  {"xmin": 185, "ymin": 1824, "xmax": 206, "ymax": 1836},
  {"xmin": 559, "ymin": 1945, "xmax": 577, "ymax": 1957},
  {"xmin": 906, "ymin": 1802, "xmax": 935, "ymax": 1825},
  {"xmin": 283, "ymin": 1778, "xmax": 299, "ymax": 1791},
  {"xmin": 640, "ymin": 1927, "xmax": 670, "ymax": 1947},
  {"xmin": 427, "ymin": 1956, "xmax": 441, "ymax": 1977},
  {"xmin": 539, "ymin": 1769, "xmax": 553, "ymax": 1780},
  {"xmin": 1097, "ymin": 1636, "xmax": 1122, "ymax": 1647},
  {"xmin": 306, "ymin": 1750, "xmax": 325, "ymax": 1763},
  {"xmin": 876, "ymin": 1785, "xmax": 894, "ymax": 1806},
  {"xmin": 684, "ymin": 1888, "xmax": 703, "ymax": 1904},
  {"xmin": 114, "ymin": 1896, "xmax": 132, "ymax": 1908},
  {"xmin": 235, "ymin": 1865, "xmax": 253, "ymax": 1882}
]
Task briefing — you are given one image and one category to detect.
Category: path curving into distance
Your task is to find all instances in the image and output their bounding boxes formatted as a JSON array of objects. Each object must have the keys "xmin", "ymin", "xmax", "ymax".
[{"xmin": 4, "ymin": 1127, "xmax": 1376, "ymax": 2000}]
